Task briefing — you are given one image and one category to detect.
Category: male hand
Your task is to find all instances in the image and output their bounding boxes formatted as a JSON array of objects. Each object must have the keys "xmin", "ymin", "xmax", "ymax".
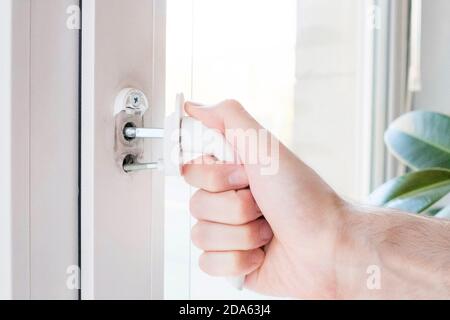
[{"xmin": 182, "ymin": 99, "xmax": 450, "ymax": 299}]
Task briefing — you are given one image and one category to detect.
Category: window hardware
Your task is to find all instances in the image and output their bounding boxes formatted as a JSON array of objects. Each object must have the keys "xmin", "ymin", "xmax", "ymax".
[{"xmin": 123, "ymin": 127, "xmax": 165, "ymax": 140}]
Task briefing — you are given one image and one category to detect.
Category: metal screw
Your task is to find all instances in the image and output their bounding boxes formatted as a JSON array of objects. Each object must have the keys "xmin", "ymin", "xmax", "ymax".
[{"xmin": 130, "ymin": 92, "xmax": 142, "ymax": 108}]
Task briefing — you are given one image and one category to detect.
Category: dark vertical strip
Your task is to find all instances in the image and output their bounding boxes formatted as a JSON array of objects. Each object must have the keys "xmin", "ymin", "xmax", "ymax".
[{"xmin": 77, "ymin": 0, "xmax": 83, "ymax": 301}]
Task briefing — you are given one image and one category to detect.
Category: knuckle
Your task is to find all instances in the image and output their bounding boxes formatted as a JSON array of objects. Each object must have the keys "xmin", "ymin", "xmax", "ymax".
[
  {"xmin": 223, "ymin": 99, "xmax": 248, "ymax": 118},
  {"xmin": 223, "ymin": 99, "xmax": 243, "ymax": 110}
]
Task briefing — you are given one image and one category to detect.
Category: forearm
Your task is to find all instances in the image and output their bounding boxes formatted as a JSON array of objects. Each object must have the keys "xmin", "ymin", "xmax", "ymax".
[{"xmin": 337, "ymin": 204, "xmax": 450, "ymax": 299}]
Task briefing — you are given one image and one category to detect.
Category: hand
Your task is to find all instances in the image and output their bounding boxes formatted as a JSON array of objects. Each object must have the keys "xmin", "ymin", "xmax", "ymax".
[
  {"xmin": 183, "ymin": 99, "xmax": 345, "ymax": 299},
  {"xmin": 182, "ymin": 99, "xmax": 450, "ymax": 299}
]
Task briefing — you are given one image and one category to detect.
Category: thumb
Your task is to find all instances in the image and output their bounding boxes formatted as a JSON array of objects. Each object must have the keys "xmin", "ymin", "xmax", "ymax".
[{"xmin": 185, "ymin": 99, "xmax": 262, "ymax": 135}]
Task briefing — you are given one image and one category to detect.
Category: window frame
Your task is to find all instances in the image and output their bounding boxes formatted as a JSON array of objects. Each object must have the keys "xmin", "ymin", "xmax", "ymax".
[
  {"xmin": 0, "ymin": 0, "xmax": 31, "ymax": 299},
  {"xmin": 0, "ymin": 0, "xmax": 80, "ymax": 299},
  {"xmin": 361, "ymin": 0, "xmax": 412, "ymax": 193},
  {"xmin": 1, "ymin": 0, "xmax": 166, "ymax": 300},
  {"xmin": 81, "ymin": 0, "xmax": 166, "ymax": 299}
]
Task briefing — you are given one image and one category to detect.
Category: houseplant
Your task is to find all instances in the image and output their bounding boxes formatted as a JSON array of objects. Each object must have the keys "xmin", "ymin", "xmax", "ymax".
[{"xmin": 368, "ymin": 111, "xmax": 450, "ymax": 218}]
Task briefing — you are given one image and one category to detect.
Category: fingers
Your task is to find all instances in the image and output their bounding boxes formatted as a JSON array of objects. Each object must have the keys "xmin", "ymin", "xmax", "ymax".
[
  {"xmin": 183, "ymin": 156, "xmax": 249, "ymax": 192},
  {"xmin": 199, "ymin": 249, "xmax": 265, "ymax": 277},
  {"xmin": 191, "ymin": 219, "xmax": 272, "ymax": 251},
  {"xmin": 190, "ymin": 189, "xmax": 261, "ymax": 225}
]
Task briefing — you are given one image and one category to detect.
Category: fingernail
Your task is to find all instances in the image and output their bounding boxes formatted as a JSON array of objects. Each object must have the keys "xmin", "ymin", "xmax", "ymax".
[
  {"xmin": 259, "ymin": 222, "xmax": 273, "ymax": 242},
  {"xmin": 228, "ymin": 169, "xmax": 247, "ymax": 186}
]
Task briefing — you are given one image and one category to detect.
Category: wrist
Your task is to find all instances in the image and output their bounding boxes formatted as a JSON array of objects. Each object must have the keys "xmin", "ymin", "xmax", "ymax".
[
  {"xmin": 333, "ymin": 204, "xmax": 382, "ymax": 299},
  {"xmin": 335, "ymin": 205, "xmax": 450, "ymax": 299}
]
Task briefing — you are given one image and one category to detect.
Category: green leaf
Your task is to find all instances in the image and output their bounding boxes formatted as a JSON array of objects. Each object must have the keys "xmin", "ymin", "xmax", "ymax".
[
  {"xmin": 424, "ymin": 207, "xmax": 444, "ymax": 216},
  {"xmin": 384, "ymin": 111, "xmax": 450, "ymax": 170},
  {"xmin": 369, "ymin": 169, "xmax": 450, "ymax": 213},
  {"xmin": 436, "ymin": 206, "xmax": 450, "ymax": 219}
]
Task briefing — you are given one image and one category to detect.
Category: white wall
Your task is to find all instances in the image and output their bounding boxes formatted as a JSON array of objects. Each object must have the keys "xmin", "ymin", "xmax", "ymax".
[
  {"xmin": 413, "ymin": 0, "xmax": 450, "ymax": 114},
  {"xmin": 293, "ymin": 0, "xmax": 361, "ymax": 199}
]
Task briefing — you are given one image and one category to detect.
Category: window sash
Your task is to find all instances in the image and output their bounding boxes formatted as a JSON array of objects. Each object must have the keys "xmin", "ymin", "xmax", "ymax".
[{"xmin": 81, "ymin": 0, "xmax": 166, "ymax": 299}]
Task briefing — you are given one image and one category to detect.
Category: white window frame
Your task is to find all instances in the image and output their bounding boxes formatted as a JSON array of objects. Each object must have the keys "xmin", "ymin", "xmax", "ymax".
[
  {"xmin": 1, "ymin": 0, "xmax": 165, "ymax": 300},
  {"xmin": 0, "ymin": 0, "xmax": 31, "ymax": 299},
  {"xmin": 81, "ymin": 0, "xmax": 165, "ymax": 299},
  {"xmin": 359, "ymin": 0, "xmax": 412, "ymax": 194},
  {"xmin": 1, "ymin": 0, "xmax": 81, "ymax": 299}
]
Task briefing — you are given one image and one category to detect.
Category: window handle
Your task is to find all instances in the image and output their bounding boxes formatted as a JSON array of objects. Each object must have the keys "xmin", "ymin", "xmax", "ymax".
[
  {"xmin": 123, "ymin": 127, "xmax": 164, "ymax": 139},
  {"xmin": 122, "ymin": 159, "xmax": 161, "ymax": 173},
  {"xmin": 120, "ymin": 93, "xmax": 237, "ymax": 176}
]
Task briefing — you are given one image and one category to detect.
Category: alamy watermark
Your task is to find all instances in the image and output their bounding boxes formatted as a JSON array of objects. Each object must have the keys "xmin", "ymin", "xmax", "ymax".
[
  {"xmin": 366, "ymin": 265, "xmax": 381, "ymax": 290},
  {"xmin": 167, "ymin": 126, "xmax": 281, "ymax": 176},
  {"xmin": 367, "ymin": 5, "xmax": 381, "ymax": 30},
  {"xmin": 66, "ymin": 265, "xmax": 80, "ymax": 290},
  {"xmin": 66, "ymin": 4, "xmax": 81, "ymax": 30}
]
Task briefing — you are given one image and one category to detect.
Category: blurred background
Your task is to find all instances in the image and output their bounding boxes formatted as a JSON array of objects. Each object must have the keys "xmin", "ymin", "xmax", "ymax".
[{"xmin": 164, "ymin": 0, "xmax": 450, "ymax": 299}]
